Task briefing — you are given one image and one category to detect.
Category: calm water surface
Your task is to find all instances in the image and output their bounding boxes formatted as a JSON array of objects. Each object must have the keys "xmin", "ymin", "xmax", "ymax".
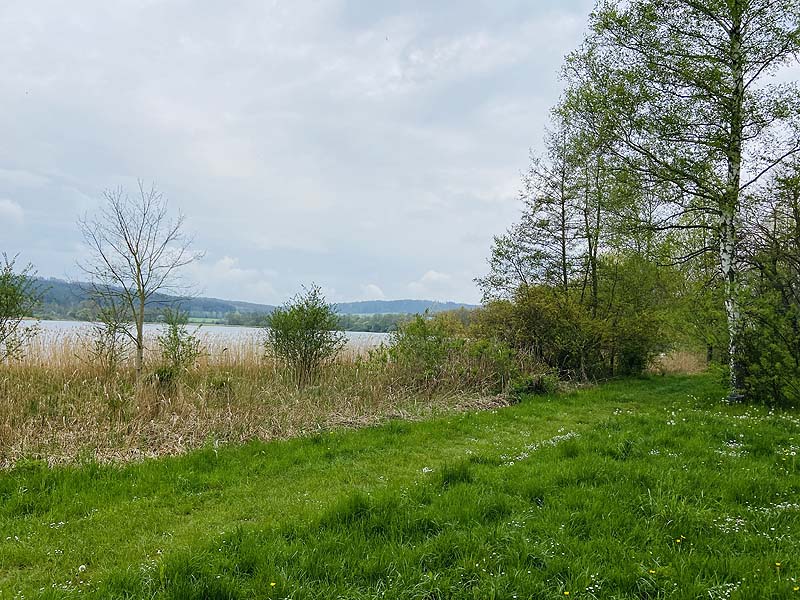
[{"xmin": 31, "ymin": 319, "xmax": 390, "ymax": 349}]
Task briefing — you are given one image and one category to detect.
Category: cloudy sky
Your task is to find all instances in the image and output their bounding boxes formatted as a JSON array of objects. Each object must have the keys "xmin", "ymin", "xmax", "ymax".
[{"xmin": 1, "ymin": 0, "xmax": 594, "ymax": 304}]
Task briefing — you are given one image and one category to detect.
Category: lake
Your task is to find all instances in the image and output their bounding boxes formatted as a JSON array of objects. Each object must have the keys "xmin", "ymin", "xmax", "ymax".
[{"xmin": 29, "ymin": 319, "xmax": 390, "ymax": 350}]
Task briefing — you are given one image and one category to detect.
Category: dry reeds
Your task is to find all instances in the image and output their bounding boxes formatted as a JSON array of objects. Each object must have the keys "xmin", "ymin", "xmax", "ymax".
[
  {"xmin": 648, "ymin": 349, "xmax": 708, "ymax": 375},
  {"xmin": 0, "ymin": 330, "xmax": 503, "ymax": 468}
]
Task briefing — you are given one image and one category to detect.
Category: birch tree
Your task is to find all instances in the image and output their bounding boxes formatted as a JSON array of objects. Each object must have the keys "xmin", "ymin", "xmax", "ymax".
[
  {"xmin": 78, "ymin": 181, "xmax": 202, "ymax": 379},
  {"xmin": 566, "ymin": 0, "xmax": 800, "ymax": 398}
]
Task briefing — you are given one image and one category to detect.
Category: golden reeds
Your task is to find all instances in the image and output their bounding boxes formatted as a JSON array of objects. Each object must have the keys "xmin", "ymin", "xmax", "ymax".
[
  {"xmin": 1, "ymin": 331, "xmax": 501, "ymax": 468},
  {"xmin": 648, "ymin": 350, "xmax": 708, "ymax": 375}
]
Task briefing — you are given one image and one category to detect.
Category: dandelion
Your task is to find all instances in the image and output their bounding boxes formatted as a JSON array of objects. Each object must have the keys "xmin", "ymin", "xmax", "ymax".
[{"xmin": 270, "ymin": 582, "xmax": 276, "ymax": 587}]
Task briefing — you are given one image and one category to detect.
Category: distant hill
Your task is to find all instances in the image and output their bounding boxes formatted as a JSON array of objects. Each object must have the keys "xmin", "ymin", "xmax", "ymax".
[
  {"xmin": 32, "ymin": 278, "xmax": 477, "ymax": 324},
  {"xmin": 334, "ymin": 299, "xmax": 476, "ymax": 315}
]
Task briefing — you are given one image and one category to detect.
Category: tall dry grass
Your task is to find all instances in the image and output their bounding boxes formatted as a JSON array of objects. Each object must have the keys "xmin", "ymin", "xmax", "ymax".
[
  {"xmin": 647, "ymin": 349, "xmax": 709, "ymax": 376},
  {"xmin": 0, "ymin": 331, "xmax": 505, "ymax": 468}
]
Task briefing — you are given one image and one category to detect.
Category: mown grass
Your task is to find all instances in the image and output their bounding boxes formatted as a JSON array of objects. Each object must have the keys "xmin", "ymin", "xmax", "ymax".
[{"xmin": 1, "ymin": 375, "xmax": 799, "ymax": 598}]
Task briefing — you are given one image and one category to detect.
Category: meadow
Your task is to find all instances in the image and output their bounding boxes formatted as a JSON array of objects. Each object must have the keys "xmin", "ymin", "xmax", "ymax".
[{"xmin": 1, "ymin": 374, "xmax": 798, "ymax": 599}]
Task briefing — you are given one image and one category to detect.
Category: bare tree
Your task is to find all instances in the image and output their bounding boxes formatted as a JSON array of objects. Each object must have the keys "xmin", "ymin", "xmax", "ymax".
[{"xmin": 78, "ymin": 181, "xmax": 203, "ymax": 378}]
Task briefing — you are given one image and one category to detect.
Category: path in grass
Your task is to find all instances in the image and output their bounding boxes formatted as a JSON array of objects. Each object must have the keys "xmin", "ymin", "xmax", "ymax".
[{"xmin": 1, "ymin": 375, "xmax": 799, "ymax": 598}]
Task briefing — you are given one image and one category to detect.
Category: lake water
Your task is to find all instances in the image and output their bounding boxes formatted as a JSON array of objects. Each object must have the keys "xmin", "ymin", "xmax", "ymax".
[{"xmin": 29, "ymin": 319, "xmax": 390, "ymax": 350}]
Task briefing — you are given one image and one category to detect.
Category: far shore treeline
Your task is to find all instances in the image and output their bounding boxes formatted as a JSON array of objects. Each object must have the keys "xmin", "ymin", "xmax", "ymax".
[{"xmin": 29, "ymin": 276, "xmax": 475, "ymax": 332}]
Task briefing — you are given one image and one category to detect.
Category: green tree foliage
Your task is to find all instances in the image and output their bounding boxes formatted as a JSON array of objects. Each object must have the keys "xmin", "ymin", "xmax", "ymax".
[
  {"xmin": 477, "ymin": 101, "xmax": 675, "ymax": 380},
  {"xmin": 476, "ymin": 120, "xmax": 584, "ymax": 301},
  {"xmin": 477, "ymin": 253, "xmax": 673, "ymax": 381},
  {"xmin": 265, "ymin": 285, "xmax": 345, "ymax": 388},
  {"xmin": 736, "ymin": 162, "xmax": 800, "ymax": 405},
  {"xmin": 0, "ymin": 254, "xmax": 40, "ymax": 362},
  {"xmin": 565, "ymin": 0, "xmax": 800, "ymax": 396}
]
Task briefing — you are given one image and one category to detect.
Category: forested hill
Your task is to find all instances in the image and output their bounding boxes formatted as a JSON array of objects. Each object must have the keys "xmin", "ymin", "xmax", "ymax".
[
  {"xmin": 32, "ymin": 278, "xmax": 476, "ymax": 327},
  {"xmin": 336, "ymin": 299, "xmax": 474, "ymax": 315}
]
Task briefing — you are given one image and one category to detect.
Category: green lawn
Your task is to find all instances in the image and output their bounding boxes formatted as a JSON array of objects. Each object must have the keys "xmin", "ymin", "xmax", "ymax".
[{"xmin": 1, "ymin": 375, "xmax": 798, "ymax": 599}]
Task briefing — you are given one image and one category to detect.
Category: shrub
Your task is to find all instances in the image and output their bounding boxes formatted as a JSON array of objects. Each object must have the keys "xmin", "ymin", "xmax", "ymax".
[
  {"xmin": 474, "ymin": 255, "xmax": 672, "ymax": 381},
  {"xmin": 0, "ymin": 254, "xmax": 40, "ymax": 362},
  {"xmin": 388, "ymin": 312, "xmax": 462, "ymax": 380},
  {"xmin": 384, "ymin": 313, "xmax": 520, "ymax": 394},
  {"xmin": 86, "ymin": 304, "xmax": 132, "ymax": 374},
  {"xmin": 157, "ymin": 309, "xmax": 202, "ymax": 374},
  {"xmin": 508, "ymin": 372, "xmax": 559, "ymax": 400},
  {"xmin": 475, "ymin": 287, "xmax": 605, "ymax": 381},
  {"xmin": 266, "ymin": 285, "xmax": 345, "ymax": 388},
  {"xmin": 736, "ymin": 290, "xmax": 800, "ymax": 407}
]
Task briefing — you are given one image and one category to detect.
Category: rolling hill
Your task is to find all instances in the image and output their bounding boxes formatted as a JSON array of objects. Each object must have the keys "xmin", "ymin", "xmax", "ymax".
[{"xmin": 33, "ymin": 277, "xmax": 477, "ymax": 323}]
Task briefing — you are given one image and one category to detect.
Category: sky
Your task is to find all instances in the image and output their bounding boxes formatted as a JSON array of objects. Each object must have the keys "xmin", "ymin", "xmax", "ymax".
[{"xmin": 1, "ymin": 0, "xmax": 595, "ymax": 305}]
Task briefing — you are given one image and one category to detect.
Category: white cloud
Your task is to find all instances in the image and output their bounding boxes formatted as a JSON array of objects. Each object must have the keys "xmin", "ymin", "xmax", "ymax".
[
  {"xmin": 408, "ymin": 270, "xmax": 456, "ymax": 300},
  {"xmin": 0, "ymin": 168, "xmax": 50, "ymax": 188},
  {"xmin": 185, "ymin": 255, "xmax": 279, "ymax": 304},
  {"xmin": 359, "ymin": 283, "xmax": 386, "ymax": 300},
  {"xmin": 0, "ymin": 199, "xmax": 24, "ymax": 224}
]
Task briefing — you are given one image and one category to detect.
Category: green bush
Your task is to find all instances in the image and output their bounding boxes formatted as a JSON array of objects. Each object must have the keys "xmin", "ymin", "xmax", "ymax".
[
  {"xmin": 736, "ymin": 290, "xmax": 800, "ymax": 407},
  {"xmin": 383, "ymin": 313, "xmax": 520, "ymax": 394},
  {"xmin": 508, "ymin": 372, "xmax": 559, "ymax": 400},
  {"xmin": 157, "ymin": 309, "xmax": 202, "ymax": 375},
  {"xmin": 474, "ymin": 254, "xmax": 672, "ymax": 381},
  {"xmin": 266, "ymin": 285, "xmax": 345, "ymax": 388},
  {"xmin": 476, "ymin": 287, "xmax": 605, "ymax": 380},
  {"xmin": 0, "ymin": 254, "xmax": 40, "ymax": 362},
  {"xmin": 388, "ymin": 313, "xmax": 461, "ymax": 379}
]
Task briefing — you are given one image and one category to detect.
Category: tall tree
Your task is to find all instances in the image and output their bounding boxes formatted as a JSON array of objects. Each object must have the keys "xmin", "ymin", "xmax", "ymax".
[
  {"xmin": 566, "ymin": 0, "xmax": 800, "ymax": 397},
  {"xmin": 477, "ymin": 117, "xmax": 583, "ymax": 301},
  {"xmin": 78, "ymin": 181, "xmax": 203, "ymax": 378}
]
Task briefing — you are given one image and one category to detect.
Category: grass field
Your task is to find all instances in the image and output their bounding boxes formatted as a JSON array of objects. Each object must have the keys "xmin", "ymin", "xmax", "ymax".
[{"xmin": 1, "ymin": 375, "xmax": 798, "ymax": 599}]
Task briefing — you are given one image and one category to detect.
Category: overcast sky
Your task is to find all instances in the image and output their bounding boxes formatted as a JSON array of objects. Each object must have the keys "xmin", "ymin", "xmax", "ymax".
[{"xmin": 1, "ymin": 0, "xmax": 595, "ymax": 304}]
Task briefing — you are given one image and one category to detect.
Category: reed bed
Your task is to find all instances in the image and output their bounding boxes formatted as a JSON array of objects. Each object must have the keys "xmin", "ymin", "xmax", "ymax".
[
  {"xmin": 1, "ymin": 331, "xmax": 504, "ymax": 468},
  {"xmin": 648, "ymin": 349, "xmax": 708, "ymax": 375}
]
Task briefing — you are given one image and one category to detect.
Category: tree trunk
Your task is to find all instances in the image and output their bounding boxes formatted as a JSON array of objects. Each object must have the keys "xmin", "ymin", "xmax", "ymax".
[
  {"xmin": 135, "ymin": 306, "xmax": 144, "ymax": 380},
  {"xmin": 722, "ymin": 4, "xmax": 745, "ymax": 400},
  {"xmin": 559, "ymin": 161, "xmax": 570, "ymax": 297}
]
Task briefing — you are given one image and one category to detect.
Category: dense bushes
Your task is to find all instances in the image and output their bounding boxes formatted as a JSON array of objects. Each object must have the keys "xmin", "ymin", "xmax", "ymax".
[
  {"xmin": 737, "ymin": 293, "xmax": 800, "ymax": 407},
  {"xmin": 377, "ymin": 253, "xmax": 674, "ymax": 393},
  {"xmin": 473, "ymin": 254, "xmax": 672, "ymax": 381},
  {"xmin": 374, "ymin": 313, "xmax": 524, "ymax": 395}
]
